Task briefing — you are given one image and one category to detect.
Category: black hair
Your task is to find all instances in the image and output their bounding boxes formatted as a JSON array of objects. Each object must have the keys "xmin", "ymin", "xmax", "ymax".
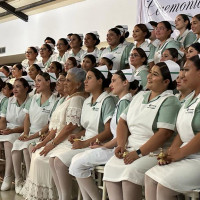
[
  {"xmin": 179, "ymin": 14, "xmax": 191, "ymax": 30},
  {"xmin": 31, "ymin": 64, "xmax": 41, "ymax": 72},
  {"xmin": 0, "ymin": 78, "xmax": 5, "ymax": 91},
  {"xmin": 51, "ymin": 61, "xmax": 63, "ymax": 74},
  {"xmin": 38, "ymin": 71, "xmax": 56, "ymax": 92},
  {"xmin": 14, "ymin": 63, "xmax": 23, "ymax": 71},
  {"xmin": 72, "ymin": 34, "xmax": 83, "ymax": 47},
  {"xmin": 133, "ymin": 48, "xmax": 148, "ymax": 65},
  {"xmin": 2, "ymin": 65, "xmax": 10, "ymax": 74},
  {"xmin": 44, "ymin": 37, "xmax": 56, "ymax": 46},
  {"xmin": 109, "ymin": 28, "xmax": 125, "ymax": 44},
  {"xmin": 86, "ymin": 33, "xmax": 100, "ymax": 46},
  {"xmin": 194, "ymin": 14, "xmax": 200, "ymax": 21},
  {"xmin": 189, "ymin": 43, "xmax": 200, "ymax": 53},
  {"xmin": 135, "ymin": 24, "xmax": 151, "ymax": 39},
  {"xmin": 101, "ymin": 57, "xmax": 113, "ymax": 68},
  {"xmin": 67, "ymin": 57, "xmax": 78, "ymax": 67},
  {"xmin": 189, "ymin": 55, "xmax": 200, "ymax": 70},
  {"xmin": 29, "ymin": 46, "xmax": 38, "ymax": 54},
  {"xmin": 156, "ymin": 62, "xmax": 178, "ymax": 90},
  {"xmin": 165, "ymin": 48, "xmax": 178, "ymax": 59},
  {"xmin": 15, "ymin": 78, "xmax": 32, "ymax": 93},
  {"xmin": 3, "ymin": 82, "xmax": 13, "ymax": 97},
  {"xmin": 159, "ymin": 21, "xmax": 173, "ymax": 35},
  {"xmin": 149, "ymin": 21, "xmax": 158, "ymax": 27},
  {"xmin": 42, "ymin": 43, "xmax": 53, "ymax": 56},
  {"xmin": 58, "ymin": 38, "xmax": 70, "ymax": 50},
  {"xmin": 83, "ymin": 54, "xmax": 96, "ymax": 65},
  {"xmin": 115, "ymin": 25, "xmax": 130, "ymax": 38},
  {"xmin": 89, "ymin": 68, "xmax": 111, "ymax": 90}
]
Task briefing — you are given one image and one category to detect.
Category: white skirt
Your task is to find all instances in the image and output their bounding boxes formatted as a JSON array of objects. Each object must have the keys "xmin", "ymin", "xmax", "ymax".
[
  {"xmin": 69, "ymin": 147, "xmax": 115, "ymax": 178},
  {"xmin": 12, "ymin": 138, "xmax": 39, "ymax": 151},
  {"xmin": 103, "ymin": 155, "xmax": 157, "ymax": 186},
  {"xmin": 0, "ymin": 133, "xmax": 20, "ymax": 144},
  {"xmin": 146, "ymin": 158, "xmax": 200, "ymax": 192}
]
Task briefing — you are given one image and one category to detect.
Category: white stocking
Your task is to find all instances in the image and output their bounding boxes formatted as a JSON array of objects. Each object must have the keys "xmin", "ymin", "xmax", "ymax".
[
  {"xmin": 4, "ymin": 141, "xmax": 13, "ymax": 177},
  {"xmin": 145, "ymin": 175, "xmax": 157, "ymax": 200},
  {"xmin": 105, "ymin": 181, "xmax": 123, "ymax": 200},
  {"xmin": 49, "ymin": 157, "xmax": 62, "ymax": 200},
  {"xmin": 12, "ymin": 150, "xmax": 22, "ymax": 180},
  {"xmin": 122, "ymin": 180, "xmax": 142, "ymax": 200},
  {"xmin": 54, "ymin": 157, "xmax": 72, "ymax": 200},
  {"xmin": 23, "ymin": 148, "xmax": 31, "ymax": 176},
  {"xmin": 77, "ymin": 176, "xmax": 101, "ymax": 200}
]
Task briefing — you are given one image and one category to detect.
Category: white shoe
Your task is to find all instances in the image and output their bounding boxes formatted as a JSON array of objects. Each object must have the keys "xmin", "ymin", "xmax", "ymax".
[
  {"xmin": 1, "ymin": 175, "xmax": 13, "ymax": 191},
  {"xmin": 15, "ymin": 178, "xmax": 24, "ymax": 194}
]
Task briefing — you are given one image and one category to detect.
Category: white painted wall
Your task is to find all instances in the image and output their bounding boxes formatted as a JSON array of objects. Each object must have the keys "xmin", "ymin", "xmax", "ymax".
[{"xmin": 0, "ymin": 0, "xmax": 137, "ymax": 57}]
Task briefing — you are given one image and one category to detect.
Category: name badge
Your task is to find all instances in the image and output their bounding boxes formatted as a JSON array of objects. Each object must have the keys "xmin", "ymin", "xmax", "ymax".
[
  {"xmin": 186, "ymin": 108, "xmax": 194, "ymax": 114},
  {"xmin": 92, "ymin": 107, "xmax": 99, "ymax": 111},
  {"xmin": 42, "ymin": 108, "xmax": 50, "ymax": 113},
  {"xmin": 147, "ymin": 104, "xmax": 156, "ymax": 109}
]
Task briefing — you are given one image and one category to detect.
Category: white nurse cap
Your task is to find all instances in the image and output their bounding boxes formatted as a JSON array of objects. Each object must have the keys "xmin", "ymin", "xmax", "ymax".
[
  {"xmin": 169, "ymin": 21, "xmax": 176, "ymax": 31},
  {"xmin": 22, "ymin": 75, "xmax": 34, "ymax": 86},
  {"xmin": 115, "ymin": 27, "xmax": 124, "ymax": 35},
  {"xmin": 48, "ymin": 72, "xmax": 57, "ymax": 82},
  {"xmin": 164, "ymin": 60, "xmax": 180, "ymax": 81},
  {"xmin": 145, "ymin": 23, "xmax": 154, "ymax": 32},
  {"xmin": 47, "ymin": 43, "xmax": 55, "ymax": 51},
  {"xmin": 121, "ymin": 69, "xmax": 135, "ymax": 82},
  {"xmin": 0, "ymin": 72, "xmax": 8, "ymax": 82},
  {"xmin": 135, "ymin": 75, "xmax": 141, "ymax": 86},
  {"xmin": 95, "ymin": 65, "xmax": 109, "ymax": 79},
  {"xmin": 186, "ymin": 13, "xmax": 193, "ymax": 21},
  {"xmin": 88, "ymin": 31, "xmax": 100, "ymax": 39},
  {"xmin": 102, "ymin": 53, "xmax": 115, "ymax": 61},
  {"xmin": 121, "ymin": 25, "xmax": 128, "ymax": 33}
]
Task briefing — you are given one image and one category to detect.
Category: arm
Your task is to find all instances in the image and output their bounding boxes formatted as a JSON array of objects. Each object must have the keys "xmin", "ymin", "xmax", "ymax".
[
  {"xmin": 27, "ymin": 124, "xmax": 49, "ymax": 140},
  {"xmin": 18, "ymin": 114, "xmax": 30, "ymax": 140},
  {"xmin": 0, "ymin": 117, "xmax": 7, "ymax": 130},
  {"xmin": 1, "ymin": 126, "xmax": 24, "ymax": 135}
]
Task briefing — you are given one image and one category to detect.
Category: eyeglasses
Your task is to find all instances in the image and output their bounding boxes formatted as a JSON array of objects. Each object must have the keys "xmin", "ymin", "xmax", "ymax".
[
  {"xmin": 130, "ymin": 53, "xmax": 140, "ymax": 58},
  {"xmin": 25, "ymin": 51, "xmax": 33, "ymax": 54}
]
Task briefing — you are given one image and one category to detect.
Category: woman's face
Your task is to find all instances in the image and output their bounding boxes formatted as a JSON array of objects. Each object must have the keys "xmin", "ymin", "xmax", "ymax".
[
  {"xmin": 64, "ymin": 73, "xmax": 80, "ymax": 95},
  {"xmin": 2, "ymin": 84, "xmax": 12, "ymax": 98},
  {"xmin": 176, "ymin": 70, "xmax": 187, "ymax": 92},
  {"xmin": 84, "ymin": 34, "xmax": 96, "ymax": 48},
  {"xmin": 82, "ymin": 57, "xmax": 95, "ymax": 72},
  {"xmin": 12, "ymin": 65, "xmax": 22, "ymax": 78},
  {"xmin": 13, "ymin": 80, "xmax": 27, "ymax": 98},
  {"xmin": 39, "ymin": 44, "xmax": 52, "ymax": 58},
  {"xmin": 109, "ymin": 74, "xmax": 128, "ymax": 96},
  {"xmin": 64, "ymin": 59, "xmax": 75, "ymax": 72},
  {"xmin": 191, "ymin": 17, "xmax": 200, "ymax": 35},
  {"xmin": 175, "ymin": 15, "xmax": 187, "ymax": 30},
  {"xmin": 28, "ymin": 65, "xmax": 39, "ymax": 80},
  {"xmin": 155, "ymin": 22, "xmax": 171, "ymax": 41},
  {"xmin": 106, "ymin": 30, "xmax": 121, "ymax": 47},
  {"xmin": 186, "ymin": 46, "xmax": 199, "ymax": 59},
  {"xmin": 147, "ymin": 65, "xmax": 168, "ymax": 92},
  {"xmin": 99, "ymin": 58, "xmax": 112, "ymax": 70},
  {"xmin": 56, "ymin": 39, "xmax": 68, "ymax": 53},
  {"xmin": 56, "ymin": 75, "xmax": 66, "ymax": 95},
  {"xmin": 183, "ymin": 60, "xmax": 200, "ymax": 90},
  {"xmin": 132, "ymin": 26, "xmax": 145, "ymax": 42},
  {"xmin": 84, "ymin": 71, "xmax": 102, "ymax": 93},
  {"xmin": 35, "ymin": 74, "xmax": 50, "ymax": 93},
  {"xmin": 48, "ymin": 63, "xmax": 59, "ymax": 77},
  {"xmin": 69, "ymin": 35, "xmax": 81, "ymax": 49},
  {"xmin": 129, "ymin": 49, "xmax": 144, "ymax": 67},
  {"xmin": 25, "ymin": 47, "xmax": 38, "ymax": 61},
  {"xmin": 160, "ymin": 49, "xmax": 174, "ymax": 62}
]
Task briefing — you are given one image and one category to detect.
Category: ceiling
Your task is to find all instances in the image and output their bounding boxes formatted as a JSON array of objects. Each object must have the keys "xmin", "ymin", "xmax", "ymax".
[{"xmin": 0, "ymin": 0, "xmax": 84, "ymax": 23}]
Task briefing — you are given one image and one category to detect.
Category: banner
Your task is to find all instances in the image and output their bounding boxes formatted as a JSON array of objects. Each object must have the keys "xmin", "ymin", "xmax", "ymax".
[{"xmin": 137, "ymin": 0, "xmax": 200, "ymax": 23}]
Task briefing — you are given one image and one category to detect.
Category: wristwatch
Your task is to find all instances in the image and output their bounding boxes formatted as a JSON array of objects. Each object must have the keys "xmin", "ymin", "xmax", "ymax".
[
  {"xmin": 136, "ymin": 149, "xmax": 143, "ymax": 158},
  {"xmin": 52, "ymin": 140, "xmax": 56, "ymax": 147}
]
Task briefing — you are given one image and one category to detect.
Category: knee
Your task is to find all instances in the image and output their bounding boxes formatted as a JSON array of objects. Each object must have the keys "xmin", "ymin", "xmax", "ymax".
[{"xmin": 54, "ymin": 157, "xmax": 65, "ymax": 169}]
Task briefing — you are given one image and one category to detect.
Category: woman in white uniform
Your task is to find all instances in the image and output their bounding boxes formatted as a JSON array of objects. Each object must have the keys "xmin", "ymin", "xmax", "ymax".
[
  {"xmin": 20, "ymin": 68, "xmax": 86, "ymax": 200},
  {"xmin": 103, "ymin": 61, "xmax": 181, "ymax": 200},
  {"xmin": 175, "ymin": 14, "xmax": 196, "ymax": 50},
  {"xmin": 47, "ymin": 61, "xmax": 63, "ymax": 78},
  {"xmin": 49, "ymin": 66, "xmax": 116, "ymax": 200},
  {"xmin": 51, "ymin": 38, "xmax": 70, "ymax": 65},
  {"xmin": 64, "ymin": 57, "xmax": 78, "ymax": 72},
  {"xmin": 145, "ymin": 55, "xmax": 200, "ymax": 200},
  {"xmin": 12, "ymin": 72, "xmax": 57, "ymax": 193},
  {"xmin": 81, "ymin": 54, "xmax": 96, "ymax": 72},
  {"xmin": 82, "ymin": 31, "xmax": 101, "ymax": 62},
  {"xmin": 69, "ymin": 69, "xmax": 140, "ymax": 200},
  {"xmin": 37, "ymin": 43, "xmax": 53, "ymax": 72},
  {"xmin": 191, "ymin": 14, "xmax": 200, "ymax": 43},
  {"xmin": 9, "ymin": 64, "xmax": 23, "ymax": 85},
  {"xmin": 0, "ymin": 78, "xmax": 30, "ymax": 191},
  {"xmin": 127, "ymin": 24, "xmax": 156, "ymax": 69},
  {"xmin": 186, "ymin": 43, "xmax": 200, "ymax": 59},
  {"xmin": 154, "ymin": 21, "xmax": 180, "ymax": 64},
  {"xmin": 160, "ymin": 48, "xmax": 178, "ymax": 62},
  {"xmin": 21, "ymin": 47, "xmax": 39, "ymax": 73},
  {"xmin": 175, "ymin": 69, "xmax": 193, "ymax": 105},
  {"xmin": 65, "ymin": 34, "xmax": 85, "ymax": 64},
  {"xmin": 129, "ymin": 47, "xmax": 148, "ymax": 89},
  {"xmin": 101, "ymin": 27, "xmax": 129, "ymax": 70},
  {"xmin": 0, "ymin": 79, "xmax": 7, "ymax": 113}
]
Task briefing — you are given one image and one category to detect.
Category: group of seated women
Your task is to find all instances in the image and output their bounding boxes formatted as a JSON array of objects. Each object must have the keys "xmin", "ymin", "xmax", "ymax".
[{"xmin": 0, "ymin": 12, "xmax": 199, "ymax": 200}]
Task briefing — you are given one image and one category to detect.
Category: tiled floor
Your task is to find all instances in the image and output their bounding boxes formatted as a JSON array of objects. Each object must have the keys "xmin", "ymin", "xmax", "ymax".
[{"xmin": 0, "ymin": 190, "xmax": 25, "ymax": 200}]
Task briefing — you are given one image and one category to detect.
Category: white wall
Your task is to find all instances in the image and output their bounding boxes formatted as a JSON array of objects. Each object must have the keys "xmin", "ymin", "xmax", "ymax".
[{"xmin": 0, "ymin": 0, "xmax": 137, "ymax": 57}]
